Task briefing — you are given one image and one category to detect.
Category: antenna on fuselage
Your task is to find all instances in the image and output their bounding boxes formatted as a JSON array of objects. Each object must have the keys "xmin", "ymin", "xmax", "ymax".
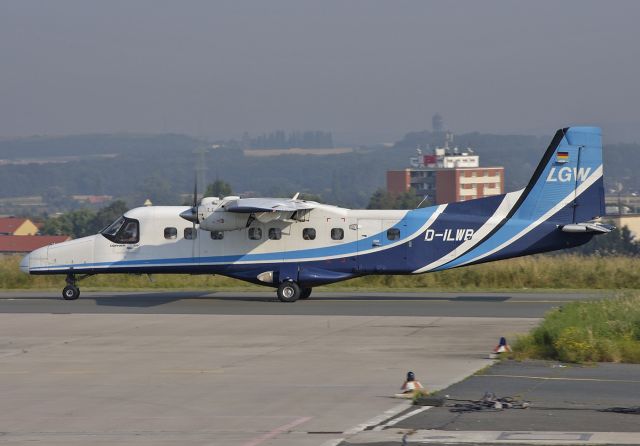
[{"xmin": 415, "ymin": 195, "xmax": 430, "ymax": 209}]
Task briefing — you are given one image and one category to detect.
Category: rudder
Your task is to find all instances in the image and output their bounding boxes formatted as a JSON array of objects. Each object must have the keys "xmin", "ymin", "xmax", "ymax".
[{"xmin": 517, "ymin": 127, "xmax": 604, "ymax": 224}]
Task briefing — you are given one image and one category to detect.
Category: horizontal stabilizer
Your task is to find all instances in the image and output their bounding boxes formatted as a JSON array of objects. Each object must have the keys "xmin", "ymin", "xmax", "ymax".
[{"xmin": 561, "ymin": 222, "xmax": 615, "ymax": 233}]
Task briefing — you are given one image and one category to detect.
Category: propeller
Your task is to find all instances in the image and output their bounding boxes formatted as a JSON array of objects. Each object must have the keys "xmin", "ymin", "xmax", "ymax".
[
  {"xmin": 180, "ymin": 176, "xmax": 200, "ymax": 223},
  {"xmin": 179, "ymin": 175, "xmax": 199, "ymax": 258}
]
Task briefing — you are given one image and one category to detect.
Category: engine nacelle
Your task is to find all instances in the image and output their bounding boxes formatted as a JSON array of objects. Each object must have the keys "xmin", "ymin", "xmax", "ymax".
[{"xmin": 199, "ymin": 210, "xmax": 249, "ymax": 232}]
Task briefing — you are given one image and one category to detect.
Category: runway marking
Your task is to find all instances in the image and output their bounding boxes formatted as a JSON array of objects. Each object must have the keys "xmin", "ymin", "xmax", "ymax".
[
  {"xmin": 478, "ymin": 374, "xmax": 640, "ymax": 383},
  {"xmin": 306, "ymin": 299, "xmax": 571, "ymax": 303},
  {"xmin": 343, "ymin": 401, "xmax": 411, "ymax": 435},
  {"xmin": 372, "ymin": 406, "xmax": 432, "ymax": 431},
  {"xmin": 241, "ymin": 416, "xmax": 312, "ymax": 446}
]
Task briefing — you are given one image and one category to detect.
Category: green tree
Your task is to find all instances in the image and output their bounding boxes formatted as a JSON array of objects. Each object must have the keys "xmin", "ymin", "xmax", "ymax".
[
  {"xmin": 41, "ymin": 209, "xmax": 95, "ymax": 238},
  {"xmin": 204, "ymin": 179, "xmax": 233, "ymax": 198},
  {"xmin": 41, "ymin": 200, "xmax": 131, "ymax": 239},
  {"xmin": 367, "ymin": 188, "xmax": 425, "ymax": 210},
  {"xmin": 136, "ymin": 175, "xmax": 180, "ymax": 206},
  {"xmin": 570, "ymin": 224, "xmax": 640, "ymax": 256},
  {"xmin": 90, "ymin": 200, "xmax": 129, "ymax": 233}
]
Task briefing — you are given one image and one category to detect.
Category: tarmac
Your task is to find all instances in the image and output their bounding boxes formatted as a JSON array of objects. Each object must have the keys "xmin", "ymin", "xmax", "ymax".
[
  {"xmin": 0, "ymin": 290, "xmax": 637, "ymax": 445},
  {"xmin": 340, "ymin": 360, "xmax": 640, "ymax": 445}
]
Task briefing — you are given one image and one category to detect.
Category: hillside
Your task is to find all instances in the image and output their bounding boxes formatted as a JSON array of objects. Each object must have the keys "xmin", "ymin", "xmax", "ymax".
[{"xmin": 0, "ymin": 131, "xmax": 637, "ymax": 212}]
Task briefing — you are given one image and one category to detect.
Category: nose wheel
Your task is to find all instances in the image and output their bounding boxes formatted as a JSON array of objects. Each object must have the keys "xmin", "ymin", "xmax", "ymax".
[
  {"xmin": 61, "ymin": 273, "xmax": 91, "ymax": 300},
  {"xmin": 62, "ymin": 285, "xmax": 80, "ymax": 300}
]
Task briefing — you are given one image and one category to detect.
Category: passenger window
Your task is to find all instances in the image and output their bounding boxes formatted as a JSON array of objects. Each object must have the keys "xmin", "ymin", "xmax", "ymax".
[
  {"xmin": 184, "ymin": 227, "xmax": 197, "ymax": 240},
  {"xmin": 268, "ymin": 228, "xmax": 281, "ymax": 240},
  {"xmin": 248, "ymin": 227, "xmax": 262, "ymax": 240},
  {"xmin": 331, "ymin": 228, "xmax": 344, "ymax": 240},
  {"xmin": 387, "ymin": 228, "xmax": 400, "ymax": 241},
  {"xmin": 302, "ymin": 228, "xmax": 316, "ymax": 240},
  {"xmin": 164, "ymin": 227, "xmax": 177, "ymax": 239},
  {"xmin": 210, "ymin": 231, "xmax": 224, "ymax": 240}
]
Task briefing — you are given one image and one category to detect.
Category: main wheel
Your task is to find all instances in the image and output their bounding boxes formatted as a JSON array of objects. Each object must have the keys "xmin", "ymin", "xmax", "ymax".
[
  {"xmin": 62, "ymin": 285, "xmax": 80, "ymax": 301},
  {"xmin": 277, "ymin": 281, "xmax": 300, "ymax": 303},
  {"xmin": 299, "ymin": 287, "xmax": 312, "ymax": 299}
]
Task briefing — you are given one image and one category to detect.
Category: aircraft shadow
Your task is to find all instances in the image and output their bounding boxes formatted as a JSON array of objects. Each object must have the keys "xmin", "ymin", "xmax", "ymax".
[
  {"xmin": 93, "ymin": 291, "xmax": 215, "ymax": 307},
  {"xmin": 92, "ymin": 292, "xmax": 510, "ymax": 307}
]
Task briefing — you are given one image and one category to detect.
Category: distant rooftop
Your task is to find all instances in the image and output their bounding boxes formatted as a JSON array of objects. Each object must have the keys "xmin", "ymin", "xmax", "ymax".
[{"xmin": 0, "ymin": 235, "xmax": 70, "ymax": 253}]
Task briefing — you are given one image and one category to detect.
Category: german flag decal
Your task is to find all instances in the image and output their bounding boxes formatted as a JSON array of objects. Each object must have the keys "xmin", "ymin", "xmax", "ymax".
[{"xmin": 556, "ymin": 151, "xmax": 569, "ymax": 163}]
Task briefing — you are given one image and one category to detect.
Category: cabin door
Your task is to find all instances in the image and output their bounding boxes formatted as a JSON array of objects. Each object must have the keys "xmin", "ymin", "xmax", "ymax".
[{"xmin": 356, "ymin": 219, "xmax": 383, "ymax": 272}]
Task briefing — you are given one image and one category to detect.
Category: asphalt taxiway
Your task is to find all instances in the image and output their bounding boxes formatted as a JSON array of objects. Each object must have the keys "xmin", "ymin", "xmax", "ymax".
[
  {"xmin": 0, "ymin": 290, "xmax": 604, "ymax": 317},
  {"xmin": 0, "ymin": 290, "xmax": 621, "ymax": 445}
]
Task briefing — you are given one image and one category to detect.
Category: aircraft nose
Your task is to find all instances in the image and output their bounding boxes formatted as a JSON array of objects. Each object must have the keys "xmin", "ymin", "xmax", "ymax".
[{"xmin": 19, "ymin": 253, "xmax": 30, "ymax": 273}]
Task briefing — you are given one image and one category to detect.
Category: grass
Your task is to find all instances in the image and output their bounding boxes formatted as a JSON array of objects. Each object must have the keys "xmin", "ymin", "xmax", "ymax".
[
  {"xmin": 2, "ymin": 253, "xmax": 640, "ymax": 291},
  {"xmin": 512, "ymin": 293, "xmax": 640, "ymax": 363}
]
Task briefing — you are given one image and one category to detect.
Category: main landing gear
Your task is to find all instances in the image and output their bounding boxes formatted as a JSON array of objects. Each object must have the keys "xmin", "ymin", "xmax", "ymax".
[
  {"xmin": 276, "ymin": 281, "xmax": 312, "ymax": 303},
  {"xmin": 61, "ymin": 273, "xmax": 92, "ymax": 301}
]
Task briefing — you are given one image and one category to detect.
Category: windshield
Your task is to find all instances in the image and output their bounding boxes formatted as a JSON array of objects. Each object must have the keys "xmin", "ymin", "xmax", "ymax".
[
  {"xmin": 101, "ymin": 216, "xmax": 126, "ymax": 237},
  {"xmin": 101, "ymin": 216, "xmax": 139, "ymax": 244}
]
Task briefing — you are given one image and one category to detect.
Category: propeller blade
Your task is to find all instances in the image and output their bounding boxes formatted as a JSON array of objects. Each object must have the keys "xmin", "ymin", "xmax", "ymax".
[{"xmin": 193, "ymin": 174, "xmax": 198, "ymax": 208}]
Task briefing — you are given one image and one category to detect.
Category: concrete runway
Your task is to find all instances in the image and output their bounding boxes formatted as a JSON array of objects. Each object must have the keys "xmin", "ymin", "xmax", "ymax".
[
  {"xmin": 0, "ymin": 291, "xmax": 607, "ymax": 445},
  {"xmin": 0, "ymin": 290, "xmax": 605, "ymax": 317}
]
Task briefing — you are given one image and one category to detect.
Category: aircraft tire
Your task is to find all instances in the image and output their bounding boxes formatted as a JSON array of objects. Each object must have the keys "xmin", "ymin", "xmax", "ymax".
[
  {"xmin": 62, "ymin": 285, "xmax": 80, "ymax": 301},
  {"xmin": 299, "ymin": 288, "xmax": 312, "ymax": 299},
  {"xmin": 277, "ymin": 281, "xmax": 300, "ymax": 303}
]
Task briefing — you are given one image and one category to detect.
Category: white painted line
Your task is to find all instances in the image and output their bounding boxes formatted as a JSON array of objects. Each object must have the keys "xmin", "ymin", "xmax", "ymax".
[
  {"xmin": 346, "ymin": 429, "xmax": 640, "ymax": 444},
  {"xmin": 372, "ymin": 405, "xmax": 431, "ymax": 430},
  {"xmin": 343, "ymin": 401, "xmax": 411, "ymax": 435},
  {"xmin": 319, "ymin": 439, "xmax": 345, "ymax": 446},
  {"xmin": 241, "ymin": 416, "xmax": 311, "ymax": 446}
]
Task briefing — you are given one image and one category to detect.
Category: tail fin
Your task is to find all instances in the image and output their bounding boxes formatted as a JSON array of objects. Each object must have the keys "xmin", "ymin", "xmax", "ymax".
[
  {"xmin": 516, "ymin": 126, "xmax": 604, "ymax": 224},
  {"xmin": 424, "ymin": 127, "xmax": 605, "ymax": 270}
]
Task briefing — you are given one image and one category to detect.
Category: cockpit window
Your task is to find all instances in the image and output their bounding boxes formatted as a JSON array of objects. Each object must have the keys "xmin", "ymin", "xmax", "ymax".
[
  {"xmin": 101, "ymin": 216, "xmax": 139, "ymax": 244},
  {"xmin": 102, "ymin": 216, "xmax": 125, "ymax": 237}
]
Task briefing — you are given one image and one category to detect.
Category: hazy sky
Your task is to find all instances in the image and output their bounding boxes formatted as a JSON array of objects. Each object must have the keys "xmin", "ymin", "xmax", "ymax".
[{"xmin": 2, "ymin": 0, "xmax": 640, "ymax": 143}]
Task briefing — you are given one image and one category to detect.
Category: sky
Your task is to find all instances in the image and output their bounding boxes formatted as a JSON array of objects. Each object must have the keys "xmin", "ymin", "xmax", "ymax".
[{"xmin": 1, "ymin": 0, "xmax": 640, "ymax": 144}]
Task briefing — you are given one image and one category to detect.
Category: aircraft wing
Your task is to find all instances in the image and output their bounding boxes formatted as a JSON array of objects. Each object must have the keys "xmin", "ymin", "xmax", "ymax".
[{"xmin": 223, "ymin": 198, "xmax": 316, "ymax": 214}]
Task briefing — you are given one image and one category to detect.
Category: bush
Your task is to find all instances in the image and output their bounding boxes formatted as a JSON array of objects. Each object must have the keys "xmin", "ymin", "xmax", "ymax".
[{"xmin": 513, "ymin": 293, "xmax": 640, "ymax": 363}]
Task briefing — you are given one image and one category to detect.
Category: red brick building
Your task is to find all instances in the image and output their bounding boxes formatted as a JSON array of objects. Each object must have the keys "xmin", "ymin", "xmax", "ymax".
[{"xmin": 386, "ymin": 142, "xmax": 504, "ymax": 205}]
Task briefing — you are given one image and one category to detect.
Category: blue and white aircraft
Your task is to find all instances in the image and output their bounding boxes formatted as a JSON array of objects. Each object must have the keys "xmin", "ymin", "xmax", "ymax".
[{"xmin": 21, "ymin": 127, "xmax": 612, "ymax": 302}]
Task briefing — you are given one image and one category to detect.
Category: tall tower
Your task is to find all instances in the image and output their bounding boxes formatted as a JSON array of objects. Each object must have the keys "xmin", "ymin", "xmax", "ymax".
[{"xmin": 432, "ymin": 113, "xmax": 444, "ymax": 133}]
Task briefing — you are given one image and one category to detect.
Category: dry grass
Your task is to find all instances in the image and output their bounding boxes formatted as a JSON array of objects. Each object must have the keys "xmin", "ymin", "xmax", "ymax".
[{"xmin": 2, "ymin": 254, "xmax": 639, "ymax": 291}]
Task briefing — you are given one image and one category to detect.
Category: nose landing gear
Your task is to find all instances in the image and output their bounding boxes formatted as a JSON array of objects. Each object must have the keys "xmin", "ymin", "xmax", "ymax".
[
  {"xmin": 61, "ymin": 273, "xmax": 92, "ymax": 301},
  {"xmin": 62, "ymin": 284, "xmax": 80, "ymax": 300}
]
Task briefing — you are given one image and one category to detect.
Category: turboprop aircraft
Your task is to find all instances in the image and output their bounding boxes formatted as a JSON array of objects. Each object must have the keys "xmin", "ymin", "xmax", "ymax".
[{"xmin": 20, "ymin": 127, "xmax": 612, "ymax": 302}]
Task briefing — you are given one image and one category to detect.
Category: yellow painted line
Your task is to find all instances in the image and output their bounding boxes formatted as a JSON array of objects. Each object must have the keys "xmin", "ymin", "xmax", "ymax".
[{"xmin": 478, "ymin": 374, "xmax": 640, "ymax": 384}]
